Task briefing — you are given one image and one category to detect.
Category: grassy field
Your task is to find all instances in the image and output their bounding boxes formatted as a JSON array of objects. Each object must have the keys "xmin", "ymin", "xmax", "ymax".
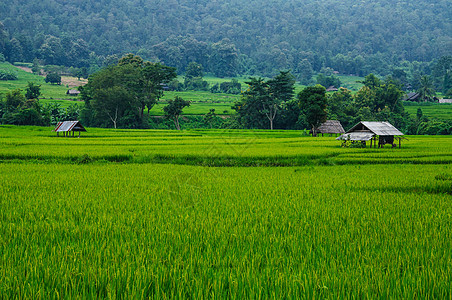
[
  {"xmin": 0, "ymin": 126, "xmax": 451, "ymax": 298},
  {"xmin": 0, "ymin": 62, "xmax": 84, "ymax": 103}
]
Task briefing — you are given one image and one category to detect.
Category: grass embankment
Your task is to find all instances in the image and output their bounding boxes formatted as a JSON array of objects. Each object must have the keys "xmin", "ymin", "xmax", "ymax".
[{"xmin": 0, "ymin": 126, "xmax": 451, "ymax": 298}]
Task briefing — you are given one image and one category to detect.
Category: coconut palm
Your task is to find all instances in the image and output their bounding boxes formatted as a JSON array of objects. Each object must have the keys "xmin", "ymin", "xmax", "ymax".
[{"xmin": 417, "ymin": 75, "xmax": 435, "ymax": 102}]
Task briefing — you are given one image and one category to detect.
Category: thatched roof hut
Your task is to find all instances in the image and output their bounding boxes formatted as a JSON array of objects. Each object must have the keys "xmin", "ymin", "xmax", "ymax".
[
  {"xmin": 317, "ymin": 120, "xmax": 345, "ymax": 136},
  {"xmin": 337, "ymin": 121, "xmax": 404, "ymax": 148}
]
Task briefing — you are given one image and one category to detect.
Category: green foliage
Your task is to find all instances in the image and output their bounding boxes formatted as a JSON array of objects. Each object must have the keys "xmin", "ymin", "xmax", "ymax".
[
  {"xmin": 4, "ymin": 88, "xmax": 25, "ymax": 110},
  {"xmin": 297, "ymin": 85, "xmax": 328, "ymax": 136},
  {"xmin": 0, "ymin": 69, "xmax": 18, "ymax": 80},
  {"xmin": 234, "ymin": 72, "xmax": 296, "ymax": 130},
  {"xmin": 316, "ymin": 73, "xmax": 341, "ymax": 88},
  {"xmin": 45, "ymin": 72, "xmax": 61, "ymax": 85},
  {"xmin": 25, "ymin": 82, "xmax": 41, "ymax": 99},
  {"xmin": 203, "ymin": 109, "xmax": 218, "ymax": 128},
  {"xmin": 210, "ymin": 79, "xmax": 242, "ymax": 94},
  {"xmin": 432, "ymin": 56, "xmax": 452, "ymax": 94},
  {"xmin": 81, "ymin": 54, "xmax": 176, "ymax": 128},
  {"xmin": 417, "ymin": 75, "xmax": 436, "ymax": 102},
  {"xmin": 0, "ymin": 0, "xmax": 449, "ymax": 80},
  {"xmin": 163, "ymin": 96, "xmax": 190, "ymax": 130},
  {"xmin": 183, "ymin": 77, "xmax": 209, "ymax": 91},
  {"xmin": 185, "ymin": 62, "xmax": 203, "ymax": 79},
  {"xmin": 1, "ymin": 89, "xmax": 49, "ymax": 125}
]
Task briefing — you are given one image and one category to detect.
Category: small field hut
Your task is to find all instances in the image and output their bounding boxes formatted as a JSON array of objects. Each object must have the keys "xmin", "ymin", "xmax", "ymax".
[
  {"xmin": 336, "ymin": 121, "xmax": 404, "ymax": 148},
  {"xmin": 66, "ymin": 89, "xmax": 80, "ymax": 96},
  {"xmin": 316, "ymin": 120, "xmax": 345, "ymax": 136},
  {"xmin": 53, "ymin": 121, "xmax": 86, "ymax": 137}
]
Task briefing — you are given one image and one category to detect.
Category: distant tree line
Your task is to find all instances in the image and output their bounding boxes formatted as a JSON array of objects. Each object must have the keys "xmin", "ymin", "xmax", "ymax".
[
  {"xmin": 1, "ymin": 54, "xmax": 451, "ymax": 135},
  {"xmin": 230, "ymin": 72, "xmax": 452, "ymax": 135}
]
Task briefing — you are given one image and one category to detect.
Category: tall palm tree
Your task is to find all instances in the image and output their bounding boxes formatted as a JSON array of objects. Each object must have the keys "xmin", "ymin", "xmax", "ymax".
[{"xmin": 417, "ymin": 75, "xmax": 435, "ymax": 102}]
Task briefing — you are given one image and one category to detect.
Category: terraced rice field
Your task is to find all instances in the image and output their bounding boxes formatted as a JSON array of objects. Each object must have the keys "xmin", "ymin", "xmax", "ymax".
[{"xmin": 0, "ymin": 126, "xmax": 451, "ymax": 298}]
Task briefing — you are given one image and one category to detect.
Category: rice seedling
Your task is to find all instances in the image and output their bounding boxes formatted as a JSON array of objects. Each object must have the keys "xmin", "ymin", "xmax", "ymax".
[{"xmin": 0, "ymin": 125, "xmax": 450, "ymax": 298}]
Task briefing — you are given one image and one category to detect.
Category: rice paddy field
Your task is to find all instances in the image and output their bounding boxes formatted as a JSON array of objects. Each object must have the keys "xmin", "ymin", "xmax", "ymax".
[
  {"xmin": 0, "ymin": 126, "xmax": 451, "ymax": 298},
  {"xmin": 404, "ymin": 103, "xmax": 452, "ymax": 121}
]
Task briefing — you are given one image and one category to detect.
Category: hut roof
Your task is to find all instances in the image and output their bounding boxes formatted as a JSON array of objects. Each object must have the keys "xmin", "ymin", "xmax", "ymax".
[
  {"xmin": 354, "ymin": 121, "xmax": 404, "ymax": 136},
  {"xmin": 66, "ymin": 89, "xmax": 80, "ymax": 95},
  {"xmin": 403, "ymin": 92, "xmax": 420, "ymax": 101},
  {"xmin": 336, "ymin": 121, "xmax": 403, "ymax": 141},
  {"xmin": 326, "ymin": 86, "xmax": 338, "ymax": 92},
  {"xmin": 53, "ymin": 121, "xmax": 86, "ymax": 132},
  {"xmin": 317, "ymin": 120, "xmax": 345, "ymax": 134}
]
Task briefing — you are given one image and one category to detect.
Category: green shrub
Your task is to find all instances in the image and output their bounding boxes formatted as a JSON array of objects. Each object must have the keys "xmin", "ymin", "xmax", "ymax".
[{"xmin": 0, "ymin": 69, "xmax": 18, "ymax": 80}]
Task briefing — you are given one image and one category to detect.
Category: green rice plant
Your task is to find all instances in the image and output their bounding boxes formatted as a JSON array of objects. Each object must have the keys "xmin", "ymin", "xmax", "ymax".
[
  {"xmin": 0, "ymin": 163, "xmax": 450, "ymax": 298},
  {"xmin": 0, "ymin": 126, "xmax": 451, "ymax": 166},
  {"xmin": 0, "ymin": 126, "xmax": 451, "ymax": 298}
]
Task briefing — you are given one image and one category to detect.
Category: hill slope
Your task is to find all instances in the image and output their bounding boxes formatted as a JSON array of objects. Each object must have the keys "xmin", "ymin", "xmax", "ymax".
[{"xmin": 0, "ymin": 0, "xmax": 450, "ymax": 77}]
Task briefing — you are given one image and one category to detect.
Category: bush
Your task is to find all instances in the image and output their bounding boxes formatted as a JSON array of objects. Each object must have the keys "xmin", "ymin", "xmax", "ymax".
[
  {"xmin": 0, "ymin": 69, "xmax": 18, "ymax": 80},
  {"xmin": 211, "ymin": 79, "xmax": 242, "ymax": 94},
  {"xmin": 183, "ymin": 77, "xmax": 209, "ymax": 91},
  {"xmin": 45, "ymin": 72, "xmax": 61, "ymax": 85}
]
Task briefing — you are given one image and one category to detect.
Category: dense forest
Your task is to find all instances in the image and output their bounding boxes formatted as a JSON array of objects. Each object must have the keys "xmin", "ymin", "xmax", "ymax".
[{"xmin": 0, "ymin": 0, "xmax": 450, "ymax": 80}]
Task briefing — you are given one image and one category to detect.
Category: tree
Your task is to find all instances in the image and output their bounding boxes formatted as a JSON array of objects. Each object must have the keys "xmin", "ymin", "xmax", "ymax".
[
  {"xmin": 81, "ymin": 54, "xmax": 176, "ymax": 127},
  {"xmin": 268, "ymin": 70, "xmax": 296, "ymax": 103},
  {"xmin": 25, "ymin": 82, "xmax": 41, "ymax": 99},
  {"xmin": 45, "ymin": 72, "xmax": 61, "ymax": 85},
  {"xmin": 31, "ymin": 59, "xmax": 41, "ymax": 74},
  {"xmin": 141, "ymin": 62, "xmax": 177, "ymax": 115},
  {"xmin": 432, "ymin": 56, "xmax": 452, "ymax": 93},
  {"xmin": 81, "ymin": 64, "xmax": 140, "ymax": 128},
  {"xmin": 92, "ymin": 85, "xmax": 133, "ymax": 129},
  {"xmin": 204, "ymin": 108, "xmax": 217, "ymax": 128},
  {"xmin": 234, "ymin": 72, "xmax": 295, "ymax": 130},
  {"xmin": 183, "ymin": 62, "xmax": 208, "ymax": 91},
  {"xmin": 163, "ymin": 96, "xmax": 190, "ymax": 130},
  {"xmin": 297, "ymin": 85, "xmax": 328, "ymax": 136},
  {"xmin": 361, "ymin": 73, "xmax": 381, "ymax": 89},
  {"xmin": 210, "ymin": 39, "xmax": 238, "ymax": 77},
  {"xmin": 417, "ymin": 75, "xmax": 435, "ymax": 102},
  {"xmin": 185, "ymin": 62, "xmax": 203, "ymax": 79},
  {"xmin": 4, "ymin": 89, "xmax": 25, "ymax": 110},
  {"xmin": 316, "ymin": 73, "xmax": 341, "ymax": 88},
  {"xmin": 246, "ymin": 77, "xmax": 278, "ymax": 130},
  {"xmin": 296, "ymin": 59, "xmax": 314, "ymax": 85}
]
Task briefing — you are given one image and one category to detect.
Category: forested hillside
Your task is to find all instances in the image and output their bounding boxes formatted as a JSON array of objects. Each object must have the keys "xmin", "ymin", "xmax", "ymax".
[{"xmin": 0, "ymin": 0, "xmax": 450, "ymax": 79}]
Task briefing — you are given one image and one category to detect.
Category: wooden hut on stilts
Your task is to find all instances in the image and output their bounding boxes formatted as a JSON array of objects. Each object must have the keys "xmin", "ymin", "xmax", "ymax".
[
  {"xmin": 53, "ymin": 121, "xmax": 87, "ymax": 137},
  {"xmin": 336, "ymin": 121, "xmax": 405, "ymax": 148}
]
